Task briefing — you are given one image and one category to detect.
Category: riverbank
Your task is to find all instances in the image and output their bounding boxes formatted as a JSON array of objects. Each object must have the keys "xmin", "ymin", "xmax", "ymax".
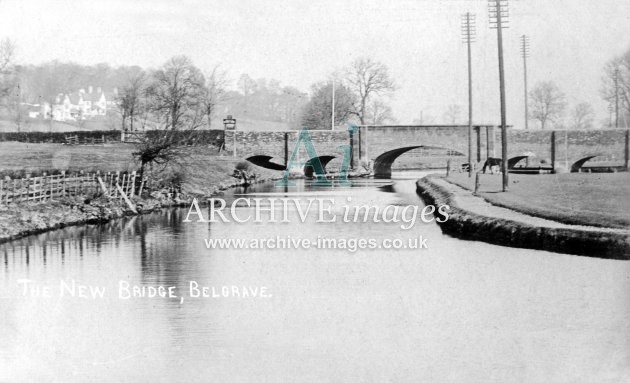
[
  {"xmin": 416, "ymin": 175, "xmax": 630, "ymax": 259},
  {"xmin": 447, "ymin": 172, "xmax": 630, "ymax": 229},
  {"xmin": 0, "ymin": 175, "xmax": 274, "ymax": 244},
  {"xmin": 0, "ymin": 141, "xmax": 283, "ymax": 243}
]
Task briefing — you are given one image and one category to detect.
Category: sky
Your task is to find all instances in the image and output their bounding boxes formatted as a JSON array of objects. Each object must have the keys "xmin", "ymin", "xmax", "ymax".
[{"xmin": 0, "ymin": 0, "xmax": 629, "ymax": 127}]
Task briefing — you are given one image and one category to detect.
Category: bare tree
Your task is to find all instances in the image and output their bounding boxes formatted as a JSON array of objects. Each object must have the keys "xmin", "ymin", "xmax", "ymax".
[
  {"xmin": 0, "ymin": 38, "xmax": 15, "ymax": 75},
  {"xmin": 200, "ymin": 65, "xmax": 228, "ymax": 129},
  {"xmin": 237, "ymin": 73, "xmax": 256, "ymax": 97},
  {"xmin": 115, "ymin": 66, "xmax": 146, "ymax": 132},
  {"xmin": 7, "ymin": 82, "xmax": 27, "ymax": 131},
  {"xmin": 0, "ymin": 39, "xmax": 21, "ymax": 129},
  {"xmin": 571, "ymin": 102, "xmax": 594, "ymax": 130},
  {"xmin": 601, "ymin": 49, "xmax": 630, "ymax": 125},
  {"xmin": 529, "ymin": 81, "xmax": 566, "ymax": 129},
  {"xmin": 301, "ymin": 81, "xmax": 355, "ymax": 129},
  {"xmin": 134, "ymin": 56, "xmax": 205, "ymax": 176},
  {"xmin": 442, "ymin": 104, "xmax": 462, "ymax": 124},
  {"xmin": 150, "ymin": 55, "xmax": 205, "ymax": 130},
  {"xmin": 345, "ymin": 57, "xmax": 396, "ymax": 125},
  {"xmin": 33, "ymin": 61, "xmax": 80, "ymax": 122},
  {"xmin": 366, "ymin": 99, "xmax": 395, "ymax": 125}
]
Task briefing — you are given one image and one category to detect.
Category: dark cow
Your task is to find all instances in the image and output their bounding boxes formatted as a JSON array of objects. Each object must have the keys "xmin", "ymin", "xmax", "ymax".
[{"xmin": 482, "ymin": 157, "xmax": 502, "ymax": 174}]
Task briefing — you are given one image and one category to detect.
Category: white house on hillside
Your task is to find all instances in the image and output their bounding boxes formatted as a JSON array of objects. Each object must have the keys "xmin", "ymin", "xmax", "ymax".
[{"xmin": 41, "ymin": 86, "xmax": 110, "ymax": 121}]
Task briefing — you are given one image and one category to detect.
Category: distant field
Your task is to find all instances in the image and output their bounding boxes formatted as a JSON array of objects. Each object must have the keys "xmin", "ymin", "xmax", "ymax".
[
  {"xmin": 0, "ymin": 142, "xmax": 137, "ymax": 174},
  {"xmin": 0, "ymin": 141, "xmax": 279, "ymax": 196},
  {"xmin": 447, "ymin": 172, "xmax": 630, "ymax": 229},
  {"xmin": 0, "ymin": 116, "xmax": 291, "ymax": 133},
  {"xmin": 0, "ymin": 118, "xmax": 118, "ymax": 133}
]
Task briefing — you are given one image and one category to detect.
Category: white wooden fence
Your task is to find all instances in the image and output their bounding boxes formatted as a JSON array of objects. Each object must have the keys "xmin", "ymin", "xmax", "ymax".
[{"xmin": 0, "ymin": 171, "xmax": 145, "ymax": 205}]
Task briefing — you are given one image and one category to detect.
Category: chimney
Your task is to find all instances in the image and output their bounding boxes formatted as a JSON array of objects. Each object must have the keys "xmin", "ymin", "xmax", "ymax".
[{"xmin": 88, "ymin": 86, "xmax": 93, "ymax": 94}]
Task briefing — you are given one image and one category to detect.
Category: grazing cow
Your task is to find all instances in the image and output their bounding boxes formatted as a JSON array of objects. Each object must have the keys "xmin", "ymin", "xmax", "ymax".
[{"xmin": 482, "ymin": 157, "xmax": 502, "ymax": 174}]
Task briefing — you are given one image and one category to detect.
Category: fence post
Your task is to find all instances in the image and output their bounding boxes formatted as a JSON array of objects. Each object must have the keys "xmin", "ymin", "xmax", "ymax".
[
  {"xmin": 41, "ymin": 173, "xmax": 46, "ymax": 201},
  {"xmin": 61, "ymin": 171, "xmax": 66, "ymax": 197},
  {"xmin": 108, "ymin": 172, "xmax": 113, "ymax": 197},
  {"xmin": 115, "ymin": 172, "xmax": 120, "ymax": 198},
  {"xmin": 130, "ymin": 171, "xmax": 136, "ymax": 197},
  {"xmin": 474, "ymin": 172, "xmax": 481, "ymax": 194},
  {"xmin": 550, "ymin": 131, "xmax": 556, "ymax": 174},
  {"xmin": 138, "ymin": 177, "xmax": 145, "ymax": 197},
  {"xmin": 120, "ymin": 173, "xmax": 126, "ymax": 198}
]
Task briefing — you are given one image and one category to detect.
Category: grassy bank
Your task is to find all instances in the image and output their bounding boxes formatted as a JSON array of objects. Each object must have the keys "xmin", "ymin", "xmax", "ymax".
[
  {"xmin": 0, "ymin": 141, "xmax": 279, "ymax": 194},
  {"xmin": 447, "ymin": 172, "xmax": 630, "ymax": 229},
  {"xmin": 416, "ymin": 176, "xmax": 630, "ymax": 259},
  {"xmin": 0, "ymin": 142, "xmax": 282, "ymax": 243},
  {"xmin": 0, "ymin": 141, "xmax": 136, "ymax": 175}
]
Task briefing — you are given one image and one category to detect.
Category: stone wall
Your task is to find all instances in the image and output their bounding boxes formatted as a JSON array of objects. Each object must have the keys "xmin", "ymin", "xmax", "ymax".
[
  {"xmin": 225, "ymin": 130, "xmax": 351, "ymax": 168},
  {"xmin": 225, "ymin": 126, "xmax": 629, "ymax": 171},
  {"xmin": 503, "ymin": 129, "xmax": 628, "ymax": 166}
]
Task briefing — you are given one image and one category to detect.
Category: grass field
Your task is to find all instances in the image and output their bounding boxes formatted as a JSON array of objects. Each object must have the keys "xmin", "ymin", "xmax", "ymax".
[
  {"xmin": 0, "ymin": 142, "xmax": 137, "ymax": 174},
  {"xmin": 0, "ymin": 141, "xmax": 137, "ymax": 174},
  {"xmin": 0, "ymin": 141, "xmax": 279, "ymax": 196},
  {"xmin": 447, "ymin": 172, "xmax": 630, "ymax": 229}
]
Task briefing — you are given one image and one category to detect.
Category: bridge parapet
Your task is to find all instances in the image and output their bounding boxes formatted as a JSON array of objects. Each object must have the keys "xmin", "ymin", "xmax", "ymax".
[{"xmin": 224, "ymin": 126, "xmax": 629, "ymax": 173}]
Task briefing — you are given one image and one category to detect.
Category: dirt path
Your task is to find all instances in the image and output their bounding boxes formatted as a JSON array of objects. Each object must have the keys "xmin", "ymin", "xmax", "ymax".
[{"xmin": 435, "ymin": 177, "xmax": 630, "ymax": 235}]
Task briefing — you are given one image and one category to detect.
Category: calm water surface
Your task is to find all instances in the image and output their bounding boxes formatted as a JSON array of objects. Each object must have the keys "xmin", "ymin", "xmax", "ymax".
[{"xmin": 1, "ymin": 172, "xmax": 629, "ymax": 382}]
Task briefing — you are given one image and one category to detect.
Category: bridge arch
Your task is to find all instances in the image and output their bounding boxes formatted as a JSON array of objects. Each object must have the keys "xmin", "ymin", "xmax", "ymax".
[
  {"xmin": 570, "ymin": 155, "xmax": 600, "ymax": 173},
  {"xmin": 246, "ymin": 155, "xmax": 286, "ymax": 171},
  {"xmin": 304, "ymin": 155, "xmax": 336, "ymax": 178},
  {"xmin": 373, "ymin": 146, "xmax": 465, "ymax": 178}
]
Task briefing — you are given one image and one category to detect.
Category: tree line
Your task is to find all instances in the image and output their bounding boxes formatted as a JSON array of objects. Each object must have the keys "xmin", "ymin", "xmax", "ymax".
[{"xmin": 0, "ymin": 43, "xmax": 398, "ymax": 132}]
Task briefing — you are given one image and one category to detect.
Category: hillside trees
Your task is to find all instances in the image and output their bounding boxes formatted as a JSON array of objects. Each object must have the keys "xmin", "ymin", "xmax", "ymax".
[
  {"xmin": 133, "ymin": 56, "xmax": 206, "ymax": 174},
  {"xmin": 301, "ymin": 81, "xmax": 355, "ymax": 129},
  {"xmin": 200, "ymin": 65, "xmax": 228, "ymax": 129},
  {"xmin": 601, "ymin": 48, "xmax": 630, "ymax": 126},
  {"xmin": 570, "ymin": 102, "xmax": 594, "ymax": 130},
  {"xmin": 365, "ymin": 99, "xmax": 395, "ymax": 125},
  {"xmin": 114, "ymin": 66, "xmax": 147, "ymax": 132},
  {"xmin": 345, "ymin": 57, "xmax": 396, "ymax": 125},
  {"xmin": 529, "ymin": 81, "xmax": 566, "ymax": 129}
]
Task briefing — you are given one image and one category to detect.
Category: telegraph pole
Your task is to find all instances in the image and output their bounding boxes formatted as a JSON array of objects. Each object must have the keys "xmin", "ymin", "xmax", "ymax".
[
  {"xmin": 462, "ymin": 12, "xmax": 476, "ymax": 177},
  {"xmin": 490, "ymin": 0, "xmax": 509, "ymax": 192},
  {"xmin": 331, "ymin": 78, "xmax": 336, "ymax": 130},
  {"xmin": 520, "ymin": 35, "xmax": 530, "ymax": 130}
]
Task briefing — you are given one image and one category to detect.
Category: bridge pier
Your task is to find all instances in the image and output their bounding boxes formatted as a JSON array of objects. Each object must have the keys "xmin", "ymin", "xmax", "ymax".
[
  {"xmin": 551, "ymin": 131, "xmax": 556, "ymax": 173},
  {"xmin": 625, "ymin": 130, "xmax": 629, "ymax": 169},
  {"xmin": 486, "ymin": 126, "xmax": 496, "ymax": 159},
  {"xmin": 284, "ymin": 133, "xmax": 288, "ymax": 168},
  {"xmin": 476, "ymin": 127, "xmax": 481, "ymax": 163}
]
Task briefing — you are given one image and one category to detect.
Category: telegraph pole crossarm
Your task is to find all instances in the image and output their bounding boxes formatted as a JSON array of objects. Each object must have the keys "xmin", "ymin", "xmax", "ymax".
[
  {"xmin": 461, "ymin": 12, "xmax": 477, "ymax": 177},
  {"xmin": 489, "ymin": 0, "xmax": 509, "ymax": 192},
  {"xmin": 521, "ymin": 35, "xmax": 530, "ymax": 130}
]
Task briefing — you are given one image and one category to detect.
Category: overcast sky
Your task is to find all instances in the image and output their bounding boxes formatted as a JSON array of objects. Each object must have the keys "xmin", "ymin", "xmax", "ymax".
[{"xmin": 0, "ymin": 0, "xmax": 629, "ymax": 127}]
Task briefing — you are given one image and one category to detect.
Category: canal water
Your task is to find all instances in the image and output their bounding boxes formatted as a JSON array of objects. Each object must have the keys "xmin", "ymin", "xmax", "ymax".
[{"xmin": 1, "ymin": 172, "xmax": 629, "ymax": 382}]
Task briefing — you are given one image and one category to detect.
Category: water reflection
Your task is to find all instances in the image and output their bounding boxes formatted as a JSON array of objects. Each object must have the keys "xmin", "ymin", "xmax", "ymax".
[{"xmin": 1, "ymin": 174, "xmax": 629, "ymax": 382}]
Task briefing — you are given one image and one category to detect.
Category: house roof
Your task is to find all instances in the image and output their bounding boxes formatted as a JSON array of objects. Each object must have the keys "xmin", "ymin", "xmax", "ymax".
[
  {"xmin": 68, "ymin": 92, "xmax": 81, "ymax": 105},
  {"xmin": 83, "ymin": 91, "xmax": 105, "ymax": 103}
]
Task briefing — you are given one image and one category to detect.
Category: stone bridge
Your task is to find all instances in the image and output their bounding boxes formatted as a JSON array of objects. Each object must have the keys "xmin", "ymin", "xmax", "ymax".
[{"xmin": 224, "ymin": 126, "xmax": 630, "ymax": 177}]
